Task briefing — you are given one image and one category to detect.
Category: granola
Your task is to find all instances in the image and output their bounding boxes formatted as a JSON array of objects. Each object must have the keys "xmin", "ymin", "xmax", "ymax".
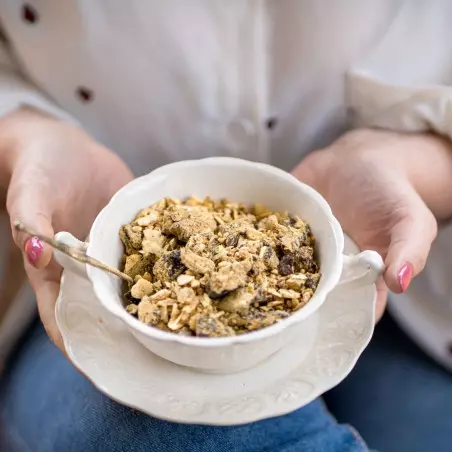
[{"xmin": 120, "ymin": 197, "xmax": 321, "ymax": 337}]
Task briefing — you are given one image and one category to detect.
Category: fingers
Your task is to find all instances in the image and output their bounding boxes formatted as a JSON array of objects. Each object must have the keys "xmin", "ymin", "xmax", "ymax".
[
  {"xmin": 374, "ymin": 277, "xmax": 388, "ymax": 323},
  {"xmin": 27, "ymin": 261, "xmax": 65, "ymax": 351},
  {"xmin": 384, "ymin": 198, "xmax": 437, "ymax": 294},
  {"xmin": 7, "ymin": 174, "xmax": 55, "ymax": 269}
]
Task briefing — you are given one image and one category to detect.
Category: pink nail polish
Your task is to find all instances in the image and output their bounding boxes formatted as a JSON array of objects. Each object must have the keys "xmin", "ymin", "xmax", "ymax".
[
  {"xmin": 25, "ymin": 236, "xmax": 43, "ymax": 267},
  {"xmin": 398, "ymin": 262, "xmax": 413, "ymax": 292}
]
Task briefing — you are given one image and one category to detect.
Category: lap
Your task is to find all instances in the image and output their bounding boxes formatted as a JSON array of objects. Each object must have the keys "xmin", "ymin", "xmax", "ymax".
[
  {"xmin": 325, "ymin": 313, "xmax": 452, "ymax": 452},
  {"xmin": 0, "ymin": 319, "xmax": 366, "ymax": 452}
]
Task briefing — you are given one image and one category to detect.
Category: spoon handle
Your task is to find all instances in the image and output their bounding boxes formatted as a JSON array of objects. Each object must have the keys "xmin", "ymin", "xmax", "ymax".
[{"xmin": 13, "ymin": 220, "xmax": 133, "ymax": 284}]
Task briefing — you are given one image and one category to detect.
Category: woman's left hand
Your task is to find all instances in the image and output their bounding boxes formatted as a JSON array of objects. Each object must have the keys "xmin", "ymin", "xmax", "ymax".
[{"xmin": 292, "ymin": 129, "xmax": 438, "ymax": 321}]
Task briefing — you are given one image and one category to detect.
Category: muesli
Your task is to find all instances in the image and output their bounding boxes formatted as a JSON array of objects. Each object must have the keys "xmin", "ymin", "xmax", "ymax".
[{"xmin": 120, "ymin": 197, "xmax": 321, "ymax": 337}]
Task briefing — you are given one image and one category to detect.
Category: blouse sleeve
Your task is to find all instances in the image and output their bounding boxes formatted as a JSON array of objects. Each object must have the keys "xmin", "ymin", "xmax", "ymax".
[
  {"xmin": 346, "ymin": 1, "xmax": 452, "ymax": 141},
  {"xmin": 347, "ymin": 73, "xmax": 452, "ymax": 140}
]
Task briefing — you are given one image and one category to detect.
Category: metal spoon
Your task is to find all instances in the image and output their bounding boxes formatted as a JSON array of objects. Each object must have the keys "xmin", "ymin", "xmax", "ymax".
[{"xmin": 13, "ymin": 220, "xmax": 133, "ymax": 283}]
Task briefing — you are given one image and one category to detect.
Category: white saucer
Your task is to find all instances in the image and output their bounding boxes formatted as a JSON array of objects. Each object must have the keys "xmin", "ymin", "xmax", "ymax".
[{"xmin": 55, "ymin": 235, "xmax": 376, "ymax": 426}]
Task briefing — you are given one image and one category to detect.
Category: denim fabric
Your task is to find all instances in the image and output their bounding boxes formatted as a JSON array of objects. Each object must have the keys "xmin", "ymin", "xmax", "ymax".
[
  {"xmin": 0, "ymin": 318, "xmax": 369, "ymax": 452},
  {"xmin": 4, "ymin": 314, "xmax": 452, "ymax": 452},
  {"xmin": 325, "ymin": 314, "xmax": 452, "ymax": 452}
]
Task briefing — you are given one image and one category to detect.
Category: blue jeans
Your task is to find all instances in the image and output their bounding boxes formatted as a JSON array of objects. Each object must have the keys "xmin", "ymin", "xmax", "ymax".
[{"xmin": 1, "ymin": 314, "xmax": 452, "ymax": 452}]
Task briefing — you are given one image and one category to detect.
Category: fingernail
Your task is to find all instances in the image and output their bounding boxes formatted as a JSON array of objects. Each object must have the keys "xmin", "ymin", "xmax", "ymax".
[
  {"xmin": 398, "ymin": 262, "xmax": 413, "ymax": 292},
  {"xmin": 25, "ymin": 236, "xmax": 43, "ymax": 267}
]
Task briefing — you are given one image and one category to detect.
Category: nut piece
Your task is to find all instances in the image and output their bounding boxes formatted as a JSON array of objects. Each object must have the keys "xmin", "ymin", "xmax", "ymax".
[
  {"xmin": 131, "ymin": 278, "xmax": 154, "ymax": 299},
  {"xmin": 286, "ymin": 273, "xmax": 308, "ymax": 290},
  {"xmin": 279, "ymin": 289, "xmax": 301, "ymax": 299},
  {"xmin": 136, "ymin": 211, "xmax": 160, "ymax": 226},
  {"xmin": 126, "ymin": 304, "xmax": 138, "ymax": 316},
  {"xmin": 216, "ymin": 288, "xmax": 254, "ymax": 313},
  {"xmin": 138, "ymin": 298, "xmax": 161, "ymax": 326},
  {"xmin": 150, "ymin": 289, "xmax": 172, "ymax": 301},
  {"xmin": 180, "ymin": 248, "xmax": 215, "ymax": 275},
  {"xmin": 207, "ymin": 262, "xmax": 247, "ymax": 299},
  {"xmin": 176, "ymin": 274, "xmax": 194, "ymax": 286},
  {"xmin": 195, "ymin": 314, "xmax": 235, "ymax": 337},
  {"xmin": 141, "ymin": 229, "xmax": 165, "ymax": 257}
]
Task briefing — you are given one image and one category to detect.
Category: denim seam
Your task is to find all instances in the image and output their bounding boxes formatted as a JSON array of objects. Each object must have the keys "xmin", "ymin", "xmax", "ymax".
[
  {"xmin": 318, "ymin": 398, "xmax": 369, "ymax": 451},
  {"xmin": 346, "ymin": 424, "xmax": 370, "ymax": 451}
]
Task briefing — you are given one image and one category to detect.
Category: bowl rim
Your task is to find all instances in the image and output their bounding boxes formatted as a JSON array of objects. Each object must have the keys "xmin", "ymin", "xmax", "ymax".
[{"xmin": 86, "ymin": 157, "xmax": 344, "ymax": 348}]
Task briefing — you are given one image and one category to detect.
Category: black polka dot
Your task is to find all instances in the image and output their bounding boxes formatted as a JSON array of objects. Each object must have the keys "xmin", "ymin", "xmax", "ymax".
[
  {"xmin": 265, "ymin": 117, "xmax": 278, "ymax": 130},
  {"xmin": 76, "ymin": 87, "xmax": 94, "ymax": 103},
  {"xmin": 22, "ymin": 4, "xmax": 38, "ymax": 24}
]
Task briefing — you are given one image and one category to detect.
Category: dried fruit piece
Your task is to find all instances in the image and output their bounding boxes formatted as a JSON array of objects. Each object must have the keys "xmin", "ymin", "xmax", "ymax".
[
  {"xmin": 153, "ymin": 250, "xmax": 185, "ymax": 282},
  {"xmin": 225, "ymin": 233, "xmax": 239, "ymax": 247},
  {"xmin": 278, "ymin": 254, "xmax": 295, "ymax": 276}
]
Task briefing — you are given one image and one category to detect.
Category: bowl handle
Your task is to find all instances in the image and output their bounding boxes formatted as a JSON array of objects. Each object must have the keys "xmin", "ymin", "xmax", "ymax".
[
  {"xmin": 53, "ymin": 231, "xmax": 89, "ymax": 279},
  {"xmin": 338, "ymin": 250, "xmax": 385, "ymax": 290}
]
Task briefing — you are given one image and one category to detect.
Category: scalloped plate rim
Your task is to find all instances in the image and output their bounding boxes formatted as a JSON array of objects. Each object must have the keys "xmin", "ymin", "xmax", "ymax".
[{"xmin": 55, "ymin": 235, "xmax": 376, "ymax": 425}]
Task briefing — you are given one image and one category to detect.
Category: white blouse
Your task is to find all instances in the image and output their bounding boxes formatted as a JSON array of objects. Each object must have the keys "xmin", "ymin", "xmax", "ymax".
[{"xmin": 1, "ymin": 0, "xmax": 452, "ymax": 370}]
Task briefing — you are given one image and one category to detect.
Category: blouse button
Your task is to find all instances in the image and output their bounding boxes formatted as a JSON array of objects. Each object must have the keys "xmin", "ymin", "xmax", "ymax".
[
  {"xmin": 265, "ymin": 117, "xmax": 278, "ymax": 130},
  {"xmin": 22, "ymin": 4, "xmax": 38, "ymax": 24},
  {"xmin": 76, "ymin": 87, "xmax": 94, "ymax": 103}
]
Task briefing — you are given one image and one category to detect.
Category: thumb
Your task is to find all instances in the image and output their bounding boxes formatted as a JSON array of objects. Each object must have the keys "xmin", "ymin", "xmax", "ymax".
[
  {"xmin": 7, "ymin": 179, "xmax": 55, "ymax": 269},
  {"xmin": 384, "ymin": 199, "xmax": 437, "ymax": 294}
]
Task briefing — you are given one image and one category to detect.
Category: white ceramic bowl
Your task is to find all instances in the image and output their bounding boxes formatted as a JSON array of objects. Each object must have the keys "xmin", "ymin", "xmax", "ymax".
[{"xmin": 54, "ymin": 157, "xmax": 384, "ymax": 373}]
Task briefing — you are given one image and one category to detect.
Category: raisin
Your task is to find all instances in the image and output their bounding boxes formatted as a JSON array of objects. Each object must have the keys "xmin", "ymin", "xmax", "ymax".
[
  {"xmin": 225, "ymin": 233, "xmax": 239, "ymax": 247},
  {"xmin": 279, "ymin": 254, "xmax": 295, "ymax": 276},
  {"xmin": 153, "ymin": 250, "xmax": 186, "ymax": 282},
  {"xmin": 305, "ymin": 273, "xmax": 320, "ymax": 289}
]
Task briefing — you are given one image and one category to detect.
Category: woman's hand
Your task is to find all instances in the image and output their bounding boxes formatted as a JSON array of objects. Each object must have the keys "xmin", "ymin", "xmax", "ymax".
[
  {"xmin": 292, "ymin": 129, "xmax": 442, "ymax": 321},
  {"xmin": 1, "ymin": 109, "xmax": 133, "ymax": 350}
]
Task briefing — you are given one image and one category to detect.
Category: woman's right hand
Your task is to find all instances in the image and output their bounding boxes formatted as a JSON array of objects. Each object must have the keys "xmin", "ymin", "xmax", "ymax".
[{"xmin": 1, "ymin": 109, "xmax": 134, "ymax": 350}]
